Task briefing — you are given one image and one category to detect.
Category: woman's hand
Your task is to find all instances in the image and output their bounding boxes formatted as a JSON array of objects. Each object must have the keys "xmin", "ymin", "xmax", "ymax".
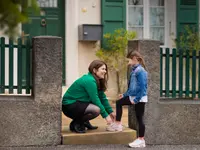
[
  {"xmin": 119, "ymin": 94, "xmax": 123, "ymax": 99},
  {"xmin": 105, "ymin": 115, "xmax": 113, "ymax": 125},
  {"xmin": 110, "ymin": 112, "xmax": 116, "ymax": 121}
]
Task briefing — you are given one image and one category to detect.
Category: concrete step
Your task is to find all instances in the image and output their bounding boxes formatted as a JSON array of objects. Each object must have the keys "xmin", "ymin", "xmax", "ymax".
[{"xmin": 62, "ymin": 126, "xmax": 136, "ymax": 145}]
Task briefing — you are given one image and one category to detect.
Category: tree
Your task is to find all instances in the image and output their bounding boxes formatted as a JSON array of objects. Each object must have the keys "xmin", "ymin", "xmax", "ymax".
[
  {"xmin": 96, "ymin": 28, "xmax": 136, "ymax": 94},
  {"xmin": 0, "ymin": 0, "xmax": 39, "ymax": 37}
]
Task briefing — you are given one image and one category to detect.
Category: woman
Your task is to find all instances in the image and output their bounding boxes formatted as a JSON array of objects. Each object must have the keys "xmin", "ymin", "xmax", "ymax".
[
  {"xmin": 106, "ymin": 51, "xmax": 148, "ymax": 148},
  {"xmin": 62, "ymin": 60, "xmax": 115, "ymax": 133}
]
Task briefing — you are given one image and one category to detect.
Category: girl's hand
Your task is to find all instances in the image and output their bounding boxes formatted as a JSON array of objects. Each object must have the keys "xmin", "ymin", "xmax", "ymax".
[
  {"xmin": 105, "ymin": 115, "xmax": 113, "ymax": 125},
  {"xmin": 110, "ymin": 112, "xmax": 116, "ymax": 121},
  {"xmin": 119, "ymin": 94, "xmax": 123, "ymax": 99}
]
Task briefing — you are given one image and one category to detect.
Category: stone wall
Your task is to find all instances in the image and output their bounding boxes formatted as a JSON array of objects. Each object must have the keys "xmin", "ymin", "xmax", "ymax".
[
  {"xmin": 128, "ymin": 40, "xmax": 200, "ymax": 145},
  {"xmin": 0, "ymin": 37, "xmax": 62, "ymax": 146}
]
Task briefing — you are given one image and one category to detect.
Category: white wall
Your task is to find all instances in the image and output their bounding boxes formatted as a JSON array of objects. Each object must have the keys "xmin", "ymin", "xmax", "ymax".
[
  {"xmin": 165, "ymin": 0, "xmax": 176, "ymax": 48},
  {"xmin": 65, "ymin": 0, "xmax": 79, "ymax": 87},
  {"xmin": 78, "ymin": 0, "xmax": 101, "ymax": 76},
  {"xmin": 64, "ymin": 0, "xmax": 118, "ymax": 97},
  {"xmin": 78, "ymin": 0, "xmax": 118, "ymax": 98}
]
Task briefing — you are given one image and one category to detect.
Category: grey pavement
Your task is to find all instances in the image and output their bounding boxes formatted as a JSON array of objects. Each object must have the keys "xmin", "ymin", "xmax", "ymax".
[{"xmin": 1, "ymin": 145, "xmax": 200, "ymax": 150}]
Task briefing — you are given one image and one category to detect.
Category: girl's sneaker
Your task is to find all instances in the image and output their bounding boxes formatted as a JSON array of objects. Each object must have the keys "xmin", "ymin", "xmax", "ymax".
[
  {"xmin": 106, "ymin": 123, "xmax": 123, "ymax": 132},
  {"xmin": 128, "ymin": 138, "xmax": 146, "ymax": 148}
]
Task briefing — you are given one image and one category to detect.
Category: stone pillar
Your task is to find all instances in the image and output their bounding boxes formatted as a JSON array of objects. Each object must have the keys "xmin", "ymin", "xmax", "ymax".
[
  {"xmin": 0, "ymin": 36, "xmax": 62, "ymax": 146},
  {"xmin": 128, "ymin": 40, "xmax": 160, "ymax": 144}
]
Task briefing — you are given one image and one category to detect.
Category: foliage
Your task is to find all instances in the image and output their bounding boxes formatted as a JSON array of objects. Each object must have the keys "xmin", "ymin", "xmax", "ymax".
[
  {"xmin": 175, "ymin": 25, "xmax": 200, "ymax": 51},
  {"xmin": 0, "ymin": 0, "xmax": 39, "ymax": 37},
  {"xmin": 174, "ymin": 25, "xmax": 200, "ymax": 98},
  {"xmin": 96, "ymin": 28, "xmax": 136, "ymax": 94}
]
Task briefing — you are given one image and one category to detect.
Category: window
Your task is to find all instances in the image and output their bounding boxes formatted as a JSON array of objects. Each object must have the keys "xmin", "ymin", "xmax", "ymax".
[
  {"xmin": 128, "ymin": 0, "xmax": 144, "ymax": 38},
  {"xmin": 128, "ymin": 0, "xmax": 165, "ymax": 44},
  {"xmin": 150, "ymin": 0, "xmax": 165, "ymax": 44},
  {"xmin": 37, "ymin": 0, "xmax": 57, "ymax": 8}
]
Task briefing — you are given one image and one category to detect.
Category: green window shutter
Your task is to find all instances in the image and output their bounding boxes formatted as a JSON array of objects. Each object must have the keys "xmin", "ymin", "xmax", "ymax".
[
  {"xmin": 101, "ymin": 0, "xmax": 126, "ymax": 48},
  {"xmin": 177, "ymin": 0, "xmax": 199, "ymax": 39}
]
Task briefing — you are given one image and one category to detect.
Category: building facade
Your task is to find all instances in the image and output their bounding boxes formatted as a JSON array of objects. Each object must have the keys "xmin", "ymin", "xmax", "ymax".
[{"xmin": 1, "ymin": 0, "xmax": 199, "ymax": 97}]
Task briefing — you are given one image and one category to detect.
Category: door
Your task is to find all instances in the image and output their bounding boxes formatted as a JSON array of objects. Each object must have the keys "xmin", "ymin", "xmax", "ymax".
[
  {"xmin": 177, "ymin": 0, "xmax": 199, "ymax": 40},
  {"xmin": 22, "ymin": 0, "xmax": 66, "ymax": 85}
]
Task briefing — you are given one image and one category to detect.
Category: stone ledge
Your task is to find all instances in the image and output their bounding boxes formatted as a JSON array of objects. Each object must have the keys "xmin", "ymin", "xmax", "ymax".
[
  {"xmin": 159, "ymin": 98, "xmax": 200, "ymax": 104},
  {"xmin": 62, "ymin": 126, "xmax": 136, "ymax": 145}
]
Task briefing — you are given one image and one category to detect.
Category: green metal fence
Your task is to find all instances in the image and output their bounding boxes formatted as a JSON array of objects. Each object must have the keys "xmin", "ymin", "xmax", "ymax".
[
  {"xmin": 0, "ymin": 37, "xmax": 32, "ymax": 95},
  {"xmin": 160, "ymin": 47, "xmax": 200, "ymax": 98}
]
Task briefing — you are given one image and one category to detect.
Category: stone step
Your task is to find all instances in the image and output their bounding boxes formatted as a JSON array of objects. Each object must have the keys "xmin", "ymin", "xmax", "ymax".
[{"xmin": 62, "ymin": 126, "xmax": 136, "ymax": 145}]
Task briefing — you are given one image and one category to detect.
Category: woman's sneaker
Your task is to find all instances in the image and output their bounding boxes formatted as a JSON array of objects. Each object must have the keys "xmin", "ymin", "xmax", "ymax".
[
  {"xmin": 128, "ymin": 138, "xmax": 146, "ymax": 148},
  {"xmin": 106, "ymin": 123, "xmax": 123, "ymax": 132}
]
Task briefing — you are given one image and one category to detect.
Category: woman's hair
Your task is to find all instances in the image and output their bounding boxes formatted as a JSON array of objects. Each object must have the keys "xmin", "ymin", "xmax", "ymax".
[
  {"xmin": 88, "ymin": 60, "xmax": 108, "ymax": 91},
  {"xmin": 127, "ymin": 51, "xmax": 147, "ymax": 70}
]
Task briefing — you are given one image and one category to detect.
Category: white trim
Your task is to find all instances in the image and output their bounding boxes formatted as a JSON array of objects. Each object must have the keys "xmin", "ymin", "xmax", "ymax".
[
  {"xmin": 149, "ymin": 6, "xmax": 164, "ymax": 8},
  {"xmin": 126, "ymin": 0, "xmax": 128, "ymax": 30},
  {"xmin": 128, "ymin": 5, "xmax": 144, "ymax": 7},
  {"xmin": 129, "ymin": 25, "xmax": 144, "ymax": 27},
  {"xmin": 162, "ymin": 0, "xmax": 176, "ymax": 48},
  {"xmin": 150, "ymin": 26, "xmax": 165, "ymax": 28},
  {"xmin": 144, "ymin": 0, "xmax": 149, "ymax": 38},
  {"xmin": 164, "ymin": 0, "xmax": 168, "ymax": 46},
  {"xmin": 66, "ymin": 0, "xmax": 79, "ymax": 87}
]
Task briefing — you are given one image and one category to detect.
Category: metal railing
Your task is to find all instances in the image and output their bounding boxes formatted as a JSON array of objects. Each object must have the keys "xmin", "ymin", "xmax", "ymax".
[
  {"xmin": 160, "ymin": 47, "xmax": 200, "ymax": 98},
  {"xmin": 0, "ymin": 37, "xmax": 32, "ymax": 95}
]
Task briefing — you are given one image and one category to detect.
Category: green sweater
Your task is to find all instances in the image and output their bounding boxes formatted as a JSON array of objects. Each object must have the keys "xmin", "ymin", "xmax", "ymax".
[{"xmin": 62, "ymin": 73, "xmax": 113, "ymax": 118}]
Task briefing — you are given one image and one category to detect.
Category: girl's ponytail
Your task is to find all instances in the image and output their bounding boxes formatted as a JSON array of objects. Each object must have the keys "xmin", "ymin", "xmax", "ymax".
[
  {"xmin": 138, "ymin": 57, "xmax": 147, "ymax": 71},
  {"xmin": 127, "ymin": 51, "xmax": 147, "ymax": 71}
]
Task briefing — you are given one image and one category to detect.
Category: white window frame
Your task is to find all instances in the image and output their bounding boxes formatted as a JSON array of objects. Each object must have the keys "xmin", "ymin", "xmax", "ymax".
[
  {"xmin": 127, "ymin": 0, "xmax": 166, "ymax": 45},
  {"xmin": 37, "ymin": 0, "xmax": 58, "ymax": 8}
]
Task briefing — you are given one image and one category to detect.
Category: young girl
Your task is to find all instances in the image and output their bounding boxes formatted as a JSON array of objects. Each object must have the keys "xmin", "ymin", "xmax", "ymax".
[
  {"xmin": 62, "ymin": 60, "xmax": 115, "ymax": 133},
  {"xmin": 106, "ymin": 51, "xmax": 148, "ymax": 148}
]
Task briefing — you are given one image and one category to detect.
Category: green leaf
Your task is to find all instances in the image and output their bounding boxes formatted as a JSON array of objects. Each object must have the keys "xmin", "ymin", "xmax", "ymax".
[
  {"xmin": 0, "ymin": 0, "xmax": 39, "ymax": 37},
  {"xmin": 95, "ymin": 28, "xmax": 136, "ymax": 93}
]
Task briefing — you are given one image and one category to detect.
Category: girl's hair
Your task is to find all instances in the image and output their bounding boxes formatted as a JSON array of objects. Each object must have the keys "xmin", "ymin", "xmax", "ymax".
[
  {"xmin": 88, "ymin": 60, "xmax": 108, "ymax": 91},
  {"xmin": 127, "ymin": 51, "xmax": 147, "ymax": 70}
]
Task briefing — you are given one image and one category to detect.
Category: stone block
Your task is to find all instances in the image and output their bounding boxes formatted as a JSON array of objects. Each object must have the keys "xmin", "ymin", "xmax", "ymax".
[{"xmin": 0, "ymin": 36, "xmax": 62, "ymax": 146}]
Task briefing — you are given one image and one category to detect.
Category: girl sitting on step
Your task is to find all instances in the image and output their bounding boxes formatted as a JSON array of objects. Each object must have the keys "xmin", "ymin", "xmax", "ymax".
[{"xmin": 106, "ymin": 51, "xmax": 148, "ymax": 148}]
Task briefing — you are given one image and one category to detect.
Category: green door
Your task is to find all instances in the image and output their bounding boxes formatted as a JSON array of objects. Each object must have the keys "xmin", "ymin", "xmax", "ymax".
[
  {"xmin": 177, "ymin": 0, "xmax": 199, "ymax": 40},
  {"xmin": 22, "ymin": 0, "xmax": 66, "ymax": 85},
  {"xmin": 101, "ymin": 0, "xmax": 126, "ymax": 48}
]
